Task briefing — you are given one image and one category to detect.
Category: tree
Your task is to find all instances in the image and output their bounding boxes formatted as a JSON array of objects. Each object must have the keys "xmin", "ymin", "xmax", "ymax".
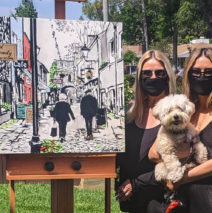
[
  {"xmin": 124, "ymin": 74, "xmax": 135, "ymax": 106},
  {"xmin": 124, "ymin": 50, "xmax": 138, "ymax": 65},
  {"xmin": 152, "ymin": 0, "xmax": 180, "ymax": 71},
  {"xmin": 14, "ymin": 0, "xmax": 38, "ymax": 18},
  {"xmin": 119, "ymin": 0, "xmax": 143, "ymax": 45},
  {"xmin": 141, "ymin": 0, "xmax": 148, "ymax": 52},
  {"xmin": 194, "ymin": 0, "xmax": 212, "ymax": 37},
  {"xmin": 81, "ymin": 0, "xmax": 123, "ymax": 21},
  {"xmin": 176, "ymin": 1, "xmax": 208, "ymax": 43},
  {"xmin": 82, "ymin": 0, "xmax": 103, "ymax": 21}
]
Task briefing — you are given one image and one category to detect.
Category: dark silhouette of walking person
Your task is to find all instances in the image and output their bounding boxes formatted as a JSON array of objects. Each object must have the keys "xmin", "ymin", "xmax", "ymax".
[
  {"xmin": 54, "ymin": 93, "xmax": 75, "ymax": 142},
  {"xmin": 80, "ymin": 89, "xmax": 98, "ymax": 140}
]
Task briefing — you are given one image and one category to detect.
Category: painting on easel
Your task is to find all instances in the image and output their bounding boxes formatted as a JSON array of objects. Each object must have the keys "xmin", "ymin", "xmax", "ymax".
[{"xmin": 0, "ymin": 16, "xmax": 125, "ymax": 154}]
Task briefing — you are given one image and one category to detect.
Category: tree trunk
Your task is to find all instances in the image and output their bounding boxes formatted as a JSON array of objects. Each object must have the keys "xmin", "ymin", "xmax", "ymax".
[
  {"xmin": 173, "ymin": 24, "xmax": 178, "ymax": 73},
  {"xmin": 141, "ymin": 0, "xmax": 148, "ymax": 52},
  {"xmin": 103, "ymin": 0, "xmax": 109, "ymax": 21}
]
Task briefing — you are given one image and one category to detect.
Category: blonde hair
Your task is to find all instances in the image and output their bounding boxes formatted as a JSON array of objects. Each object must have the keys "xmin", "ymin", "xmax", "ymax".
[
  {"xmin": 127, "ymin": 50, "xmax": 176, "ymax": 123},
  {"xmin": 182, "ymin": 46, "xmax": 212, "ymax": 111}
]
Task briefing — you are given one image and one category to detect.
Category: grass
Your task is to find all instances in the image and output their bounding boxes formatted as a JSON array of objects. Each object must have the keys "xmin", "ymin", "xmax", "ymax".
[
  {"xmin": 107, "ymin": 112, "xmax": 115, "ymax": 119},
  {"xmin": 0, "ymin": 183, "xmax": 122, "ymax": 213}
]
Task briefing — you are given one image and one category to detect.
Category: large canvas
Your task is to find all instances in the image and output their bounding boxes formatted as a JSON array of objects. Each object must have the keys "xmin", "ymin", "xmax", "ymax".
[{"xmin": 0, "ymin": 17, "xmax": 125, "ymax": 154}]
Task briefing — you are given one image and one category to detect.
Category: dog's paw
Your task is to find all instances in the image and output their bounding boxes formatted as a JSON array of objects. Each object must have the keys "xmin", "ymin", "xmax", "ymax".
[
  {"xmin": 184, "ymin": 162, "xmax": 196, "ymax": 170},
  {"xmin": 155, "ymin": 162, "xmax": 168, "ymax": 182},
  {"xmin": 194, "ymin": 142, "xmax": 208, "ymax": 164},
  {"xmin": 167, "ymin": 166, "xmax": 185, "ymax": 183}
]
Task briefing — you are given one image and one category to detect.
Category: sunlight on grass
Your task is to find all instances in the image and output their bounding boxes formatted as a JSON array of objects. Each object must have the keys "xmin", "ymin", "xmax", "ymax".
[{"xmin": 0, "ymin": 183, "xmax": 122, "ymax": 213}]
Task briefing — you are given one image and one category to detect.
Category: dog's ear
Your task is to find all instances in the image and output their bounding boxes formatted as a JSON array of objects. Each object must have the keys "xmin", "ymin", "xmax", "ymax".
[
  {"xmin": 185, "ymin": 101, "xmax": 195, "ymax": 116},
  {"xmin": 152, "ymin": 101, "xmax": 161, "ymax": 120}
]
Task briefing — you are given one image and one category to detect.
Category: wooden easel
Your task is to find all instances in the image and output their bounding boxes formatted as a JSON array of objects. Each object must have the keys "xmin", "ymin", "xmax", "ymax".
[
  {"xmin": 7, "ymin": 154, "xmax": 116, "ymax": 213},
  {"xmin": 6, "ymin": 1, "xmax": 117, "ymax": 212}
]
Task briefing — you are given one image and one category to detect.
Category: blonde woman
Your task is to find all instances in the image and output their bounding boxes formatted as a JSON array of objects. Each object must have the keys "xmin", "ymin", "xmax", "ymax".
[
  {"xmin": 116, "ymin": 50, "xmax": 176, "ymax": 213},
  {"xmin": 148, "ymin": 46, "xmax": 212, "ymax": 213}
]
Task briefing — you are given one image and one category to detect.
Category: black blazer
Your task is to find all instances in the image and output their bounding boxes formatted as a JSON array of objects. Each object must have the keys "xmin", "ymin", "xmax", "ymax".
[
  {"xmin": 54, "ymin": 101, "xmax": 75, "ymax": 122},
  {"xmin": 80, "ymin": 95, "xmax": 98, "ymax": 118}
]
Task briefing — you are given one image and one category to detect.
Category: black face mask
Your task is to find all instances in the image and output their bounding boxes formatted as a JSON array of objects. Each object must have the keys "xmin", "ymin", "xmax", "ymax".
[
  {"xmin": 140, "ymin": 77, "xmax": 168, "ymax": 96},
  {"xmin": 189, "ymin": 75, "xmax": 212, "ymax": 96}
]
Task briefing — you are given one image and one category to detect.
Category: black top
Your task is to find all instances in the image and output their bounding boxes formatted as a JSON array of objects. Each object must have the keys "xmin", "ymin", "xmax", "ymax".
[
  {"xmin": 200, "ymin": 121, "xmax": 212, "ymax": 158},
  {"xmin": 146, "ymin": 121, "xmax": 212, "ymax": 213},
  {"xmin": 118, "ymin": 121, "xmax": 160, "ymax": 183},
  {"xmin": 187, "ymin": 121, "xmax": 212, "ymax": 213},
  {"xmin": 54, "ymin": 101, "xmax": 75, "ymax": 122},
  {"xmin": 117, "ymin": 121, "xmax": 163, "ymax": 212}
]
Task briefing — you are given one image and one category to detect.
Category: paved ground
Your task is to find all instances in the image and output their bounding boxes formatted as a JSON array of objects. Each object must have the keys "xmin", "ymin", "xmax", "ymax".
[{"xmin": 0, "ymin": 102, "xmax": 125, "ymax": 153}]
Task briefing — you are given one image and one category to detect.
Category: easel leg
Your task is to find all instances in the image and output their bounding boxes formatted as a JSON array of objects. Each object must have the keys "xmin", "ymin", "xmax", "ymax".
[
  {"xmin": 9, "ymin": 180, "xmax": 15, "ymax": 213},
  {"xmin": 51, "ymin": 179, "xmax": 74, "ymax": 213},
  {"xmin": 105, "ymin": 178, "xmax": 111, "ymax": 213},
  {"xmin": 55, "ymin": 0, "xmax": 65, "ymax": 19}
]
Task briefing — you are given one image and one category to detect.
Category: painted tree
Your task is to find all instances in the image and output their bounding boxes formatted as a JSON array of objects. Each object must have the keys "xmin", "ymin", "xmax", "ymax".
[{"xmin": 14, "ymin": 0, "xmax": 38, "ymax": 18}]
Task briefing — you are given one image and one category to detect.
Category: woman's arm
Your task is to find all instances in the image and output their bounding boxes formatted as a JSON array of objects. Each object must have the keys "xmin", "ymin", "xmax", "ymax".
[
  {"xmin": 182, "ymin": 159, "xmax": 212, "ymax": 184},
  {"xmin": 116, "ymin": 171, "xmax": 163, "ymax": 202},
  {"xmin": 167, "ymin": 159, "xmax": 212, "ymax": 190}
]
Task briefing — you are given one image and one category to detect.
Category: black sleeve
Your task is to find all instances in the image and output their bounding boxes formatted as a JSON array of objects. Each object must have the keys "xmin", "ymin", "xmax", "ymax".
[
  {"xmin": 53, "ymin": 104, "xmax": 57, "ymax": 118},
  {"xmin": 130, "ymin": 171, "xmax": 164, "ymax": 194},
  {"xmin": 93, "ymin": 97, "xmax": 98, "ymax": 115},
  {"xmin": 80, "ymin": 98, "xmax": 84, "ymax": 116}
]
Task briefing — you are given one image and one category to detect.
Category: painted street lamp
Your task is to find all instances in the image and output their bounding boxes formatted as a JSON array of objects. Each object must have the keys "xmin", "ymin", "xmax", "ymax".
[
  {"xmin": 81, "ymin": 44, "xmax": 90, "ymax": 58},
  {"xmin": 59, "ymin": 73, "xmax": 65, "ymax": 87},
  {"xmin": 29, "ymin": 18, "xmax": 41, "ymax": 153}
]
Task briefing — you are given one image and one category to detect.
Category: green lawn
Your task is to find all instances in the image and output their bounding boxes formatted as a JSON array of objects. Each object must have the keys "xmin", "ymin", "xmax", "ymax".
[{"xmin": 0, "ymin": 183, "xmax": 122, "ymax": 213}]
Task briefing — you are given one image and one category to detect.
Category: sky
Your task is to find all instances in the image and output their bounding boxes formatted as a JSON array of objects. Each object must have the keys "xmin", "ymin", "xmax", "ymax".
[{"xmin": 0, "ymin": 0, "xmax": 85, "ymax": 20}]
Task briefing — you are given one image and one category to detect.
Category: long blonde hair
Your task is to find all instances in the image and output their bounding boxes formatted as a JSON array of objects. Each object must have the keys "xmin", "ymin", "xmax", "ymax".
[
  {"xmin": 182, "ymin": 46, "xmax": 212, "ymax": 111},
  {"xmin": 127, "ymin": 50, "xmax": 176, "ymax": 123}
]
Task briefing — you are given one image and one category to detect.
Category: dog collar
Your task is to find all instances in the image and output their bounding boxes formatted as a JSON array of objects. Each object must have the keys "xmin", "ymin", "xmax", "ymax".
[{"xmin": 169, "ymin": 129, "xmax": 187, "ymax": 135}]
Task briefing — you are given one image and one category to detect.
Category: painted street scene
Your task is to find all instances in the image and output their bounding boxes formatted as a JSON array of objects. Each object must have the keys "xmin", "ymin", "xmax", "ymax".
[{"xmin": 0, "ymin": 16, "xmax": 125, "ymax": 154}]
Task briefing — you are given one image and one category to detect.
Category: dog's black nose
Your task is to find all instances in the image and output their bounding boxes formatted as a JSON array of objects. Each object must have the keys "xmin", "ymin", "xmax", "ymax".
[{"xmin": 174, "ymin": 114, "xmax": 179, "ymax": 120}]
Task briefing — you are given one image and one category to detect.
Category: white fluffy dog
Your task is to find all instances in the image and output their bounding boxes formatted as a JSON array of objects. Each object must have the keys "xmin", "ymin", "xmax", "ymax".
[{"xmin": 153, "ymin": 94, "xmax": 208, "ymax": 183}]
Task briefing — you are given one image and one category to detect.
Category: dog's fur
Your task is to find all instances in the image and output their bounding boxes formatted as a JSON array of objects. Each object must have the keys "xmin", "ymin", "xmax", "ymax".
[{"xmin": 153, "ymin": 94, "xmax": 208, "ymax": 183}]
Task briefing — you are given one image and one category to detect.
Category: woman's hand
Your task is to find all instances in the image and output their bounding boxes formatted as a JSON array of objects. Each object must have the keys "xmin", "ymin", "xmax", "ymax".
[
  {"xmin": 116, "ymin": 179, "xmax": 133, "ymax": 202},
  {"xmin": 166, "ymin": 171, "xmax": 190, "ymax": 190},
  {"xmin": 166, "ymin": 180, "xmax": 181, "ymax": 191}
]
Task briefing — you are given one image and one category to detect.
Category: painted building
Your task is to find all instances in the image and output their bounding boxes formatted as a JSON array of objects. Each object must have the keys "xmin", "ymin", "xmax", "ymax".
[
  {"xmin": 0, "ymin": 17, "xmax": 12, "ymax": 121},
  {"xmin": 23, "ymin": 32, "xmax": 32, "ymax": 103}
]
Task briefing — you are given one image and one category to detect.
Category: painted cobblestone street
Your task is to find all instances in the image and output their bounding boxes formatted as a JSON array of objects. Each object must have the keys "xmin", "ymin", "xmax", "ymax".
[
  {"xmin": 0, "ymin": 102, "xmax": 125, "ymax": 153},
  {"xmin": 0, "ymin": 17, "xmax": 125, "ymax": 154}
]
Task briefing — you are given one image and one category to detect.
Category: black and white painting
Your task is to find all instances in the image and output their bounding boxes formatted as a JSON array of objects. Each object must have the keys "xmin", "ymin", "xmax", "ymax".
[{"xmin": 0, "ymin": 17, "xmax": 125, "ymax": 154}]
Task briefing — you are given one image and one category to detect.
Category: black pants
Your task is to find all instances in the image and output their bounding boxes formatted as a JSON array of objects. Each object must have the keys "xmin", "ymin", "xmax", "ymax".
[
  {"xmin": 58, "ymin": 120, "xmax": 67, "ymax": 138},
  {"xmin": 85, "ymin": 117, "xmax": 93, "ymax": 136}
]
